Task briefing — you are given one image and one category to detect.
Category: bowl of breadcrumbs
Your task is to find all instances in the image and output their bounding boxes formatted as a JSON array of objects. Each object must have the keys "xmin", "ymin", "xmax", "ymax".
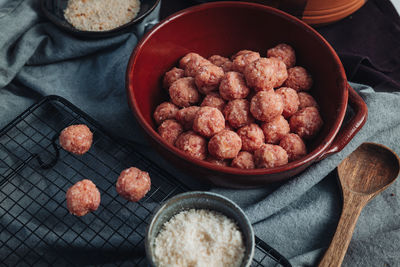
[
  {"xmin": 145, "ymin": 191, "xmax": 255, "ymax": 267},
  {"xmin": 41, "ymin": 0, "xmax": 160, "ymax": 37}
]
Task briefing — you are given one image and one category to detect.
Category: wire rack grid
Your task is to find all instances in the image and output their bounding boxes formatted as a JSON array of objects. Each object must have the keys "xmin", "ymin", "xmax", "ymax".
[{"xmin": 0, "ymin": 95, "xmax": 291, "ymax": 266}]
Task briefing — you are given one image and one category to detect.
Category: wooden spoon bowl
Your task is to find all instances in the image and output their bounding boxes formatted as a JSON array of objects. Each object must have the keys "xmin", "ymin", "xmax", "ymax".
[
  {"xmin": 339, "ymin": 143, "xmax": 400, "ymax": 195},
  {"xmin": 319, "ymin": 143, "xmax": 400, "ymax": 267}
]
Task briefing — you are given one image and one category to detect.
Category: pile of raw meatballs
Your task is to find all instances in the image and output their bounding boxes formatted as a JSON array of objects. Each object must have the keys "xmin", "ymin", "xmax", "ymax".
[{"xmin": 154, "ymin": 44, "xmax": 323, "ymax": 169}]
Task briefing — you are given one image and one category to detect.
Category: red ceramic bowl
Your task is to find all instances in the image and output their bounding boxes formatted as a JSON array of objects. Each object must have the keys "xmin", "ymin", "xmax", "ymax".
[{"xmin": 126, "ymin": 1, "xmax": 367, "ymax": 188}]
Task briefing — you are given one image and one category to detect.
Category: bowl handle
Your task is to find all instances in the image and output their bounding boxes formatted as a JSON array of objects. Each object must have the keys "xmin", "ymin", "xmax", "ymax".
[{"xmin": 317, "ymin": 83, "xmax": 368, "ymax": 161}]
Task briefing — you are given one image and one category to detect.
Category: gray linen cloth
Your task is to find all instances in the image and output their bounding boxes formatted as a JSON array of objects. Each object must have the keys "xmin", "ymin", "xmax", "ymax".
[{"xmin": 0, "ymin": 0, "xmax": 399, "ymax": 266}]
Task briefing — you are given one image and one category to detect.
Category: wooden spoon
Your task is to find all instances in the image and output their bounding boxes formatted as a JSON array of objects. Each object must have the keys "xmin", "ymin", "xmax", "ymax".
[{"xmin": 319, "ymin": 142, "xmax": 400, "ymax": 267}]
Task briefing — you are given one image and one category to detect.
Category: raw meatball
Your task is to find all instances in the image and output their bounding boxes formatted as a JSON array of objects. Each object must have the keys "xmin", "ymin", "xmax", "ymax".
[
  {"xmin": 208, "ymin": 130, "xmax": 242, "ymax": 159},
  {"xmin": 163, "ymin": 67, "xmax": 185, "ymax": 89},
  {"xmin": 180, "ymin": 53, "xmax": 210, "ymax": 77},
  {"xmin": 59, "ymin": 124, "xmax": 93, "ymax": 155},
  {"xmin": 176, "ymin": 106, "xmax": 200, "ymax": 130},
  {"xmin": 223, "ymin": 99, "xmax": 254, "ymax": 129},
  {"xmin": 237, "ymin": 123, "xmax": 265, "ymax": 152},
  {"xmin": 250, "ymin": 91, "xmax": 283, "ymax": 122},
  {"xmin": 254, "ymin": 144, "xmax": 288, "ymax": 168},
  {"xmin": 180, "ymin": 52, "xmax": 206, "ymax": 69},
  {"xmin": 275, "ymin": 87, "xmax": 300, "ymax": 118},
  {"xmin": 185, "ymin": 60, "xmax": 211, "ymax": 77},
  {"xmin": 208, "ymin": 55, "xmax": 233, "ymax": 72},
  {"xmin": 231, "ymin": 151, "xmax": 255, "ymax": 169},
  {"xmin": 205, "ymin": 156, "xmax": 230, "ymax": 166},
  {"xmin": 261, "ymin": 115, "xmax": 290, "ymax": 144},
  {"xmin": 169, "ymin": 77, "xmax": 200, "ymax": 107},
  {"xmin": 175, "ymin": 131, "xmax": 207, "ymax": 160},
  {"xmin": 193, "ymin": 107, "xmax": 225, "ymax": 138},
  {"xmin": 219, "ymin": 72, "xmax": 250, "ymax": 100},
  {"xmin": 267, "ymin": 43, "xmax": 296, "ymax": 68},
  {"xmin": 195, "ymin": 64, "xmax": 224, "ymax": 94},
  {"xmin": 153, "ymin": 102, "xmax": 179, "ymax": 125},
  {"xmin": 158, "ymin": 119, "xmax": 183, "ymax": 145},
  {"xmin": 279, "ymin": 133, "xmax": 307, "ymax": 161},
  {"xmin": 290, "ymin": 107, "xmax": 323, "ymax": 139},
  {"xmin": 116, "ymin": 167, "xmax": 151, "ymax": 202},
  {"xmin": 244, "ymin": 57, "xmax": 287, "ymax": 91},
  {"xmin": 284, "ymin": 66, "xmax": 313, "ymax": 92},
  {"xmin": 298, "ymin": 92, "xmax": 319, "ymax": 110},
  {"xmin": 66, "ymin": 179, "xmax": 100, "ymax": 216},
  {"xmin": 232, "ymin": 50, "xmax": 261, "ymax": 73},
  {"xmin": 270, "ymin": 57, "xmax": 289, "ymax": 88},
  {"xmin": 201, "ymin": 92, "xmax": 226, "ymax": 111}
]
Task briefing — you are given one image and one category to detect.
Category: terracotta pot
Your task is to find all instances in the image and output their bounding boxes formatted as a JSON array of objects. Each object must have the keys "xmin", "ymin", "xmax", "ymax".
[
  {"xmin": 199, "ymin": 0, "xmax": 367, "ymax": 26},
  {"xmin": 126, "ymin": 1, "xmax": 368, "ymax": 188},
  {"xmin": 300, "ymin": 0, "xmax": 366, "ymax": 26}
]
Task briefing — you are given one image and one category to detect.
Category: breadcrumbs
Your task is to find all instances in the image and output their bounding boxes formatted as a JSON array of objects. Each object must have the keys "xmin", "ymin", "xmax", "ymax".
[
  {"xmin": 64, "ymin": 0, "xmax": 141, "ymax": 31},
  {"xmin": 153, "ymin": 209, "xmax": 245, "ymax": 267}
]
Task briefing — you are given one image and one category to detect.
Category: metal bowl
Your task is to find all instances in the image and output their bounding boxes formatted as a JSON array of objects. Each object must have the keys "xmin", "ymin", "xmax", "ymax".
[
  {"xmin": 145, "ymin": 191, "xmax": 255, "ymax": 267},
  {"xmin": 41, "ymin": 0, "xmax": 161, "ymax": 38}
]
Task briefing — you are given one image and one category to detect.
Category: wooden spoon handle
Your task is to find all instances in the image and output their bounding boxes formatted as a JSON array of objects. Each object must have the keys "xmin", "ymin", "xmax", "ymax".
[{"xmin": 318, "ymin": 193, "xmax": 368, "ymax": 267}]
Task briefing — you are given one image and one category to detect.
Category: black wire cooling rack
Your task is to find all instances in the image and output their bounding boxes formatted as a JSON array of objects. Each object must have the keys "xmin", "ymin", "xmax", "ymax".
[{"xmin": 0, "ymin": 95, "xmax": 291, "ymax": 267}]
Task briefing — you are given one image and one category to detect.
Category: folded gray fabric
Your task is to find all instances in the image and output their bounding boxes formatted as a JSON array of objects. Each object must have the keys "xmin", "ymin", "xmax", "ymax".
[{"xmin": 0, "ymin": 0, "xmax": 399, "ymax": 266}]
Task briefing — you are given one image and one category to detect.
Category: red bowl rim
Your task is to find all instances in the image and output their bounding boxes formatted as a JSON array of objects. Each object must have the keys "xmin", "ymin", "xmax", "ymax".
[{"xmin": 126, "ymin": 1, "xmax": 348, "ymax": 176}]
